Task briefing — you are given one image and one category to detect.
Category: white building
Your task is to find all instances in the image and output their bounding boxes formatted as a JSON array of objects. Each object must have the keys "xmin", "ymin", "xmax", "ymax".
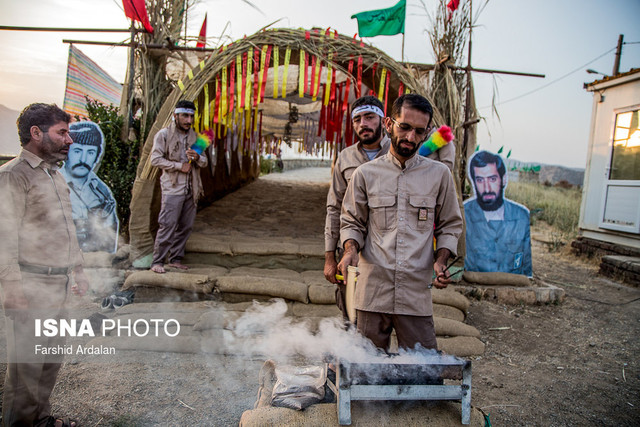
[{"xmin": 576, "ymin": 68, "xmax": 640, "ymax": 262}]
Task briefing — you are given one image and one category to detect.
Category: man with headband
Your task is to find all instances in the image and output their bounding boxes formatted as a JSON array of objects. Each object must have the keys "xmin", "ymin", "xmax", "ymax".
[
  {"xmin": 338, "ymin": 94, "xmax": 462, "ymax": 352},
  {"xmin": 324, "ymin": 96, "xmax": 390, "ymax": 320},
  {"xmin": 150, "ymin": 100, "xmax": 208, "ymax": 274}
]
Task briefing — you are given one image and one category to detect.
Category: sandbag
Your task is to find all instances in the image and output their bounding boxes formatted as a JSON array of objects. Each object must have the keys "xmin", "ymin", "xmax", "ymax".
[
  {"xmin": 463, "ymin": 271, "xmax": 532, "ymax": 287},
  {"xmin": 216, "ymin": 275, "xmax": 309, "ymax": 303},
  {"xmin": 113, "ymin": 301, "xmax": 218, "ymax": 314},
  {"xmin": 193, "ymin": 310, "xmax": 244, "ymax": 331},
  {"xmin": 300, "ymin": 270, "xmax": 327, "ymax": 287},
  {"xmin": 432, "ymin": 289, "xmax": 470, "ymax": 312},
  {"xmin": 433, "ymin": 303, "xmax": 465, "ymax": 322},
  {"xmin": 308, "ymin": 284, "xmax": 336, "ymax": 304},
  {"xmin": 231, "ymin": 239, "xmax": 299, "ymax": 255},
  {"xmin": 434, "ymin": 317, "xmax": 481, "ymax": 338},
  {"xmin": 290, "ymin": 302, "xmax": 341, "ymax": 318},
  {"xmin": 437, "ymin": 336, "xmax": 485, "ymax": 357},
  {"xmin": 122, "ymin": 271, "xmax": 213, "ymax": 293},
  {"xmin": 240, "ymin": 402, "xmax": 486, "ymax": 427},
  {"xmin": 228, "ymin": 267, "xmax": 302, "ymax": 281},
  {"xmin": 184, "ymin": 266, "xmax": 229, "ymax": 281},
  {"xmin": 110, "ymin": 312, "xmax": 203, "ymax": 329},
  {"xmin": 185, "ymin": 235, "xmax": 232, "ymax": 255}
]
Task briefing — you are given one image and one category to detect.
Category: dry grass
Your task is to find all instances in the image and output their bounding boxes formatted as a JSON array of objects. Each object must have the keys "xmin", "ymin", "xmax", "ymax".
[{"xmin": 505, "ymin": 181, "xmax": 582, "ymax": 238}]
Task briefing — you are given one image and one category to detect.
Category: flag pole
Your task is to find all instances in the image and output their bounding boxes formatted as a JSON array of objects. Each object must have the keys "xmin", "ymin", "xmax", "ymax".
[{"xmin": 401, "ymin": 32, "xmax": 405, "ymax": 62}]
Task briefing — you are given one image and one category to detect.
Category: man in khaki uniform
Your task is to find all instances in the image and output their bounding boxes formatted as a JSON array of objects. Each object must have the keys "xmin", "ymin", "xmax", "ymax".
[
  {"xmin": 0, "ymin": 103, "xmax": 88, "ymax": 425},
  {"xmin": 338, "ymin": 94, "xmax": 463, "ymax": 351},
  {"xmin": 324, "ymin": 96, "xmax": 390, "ymax": 318},
  {"xmin": 150, "ymin": 100, "xmax": 208, "ymax": 274}
]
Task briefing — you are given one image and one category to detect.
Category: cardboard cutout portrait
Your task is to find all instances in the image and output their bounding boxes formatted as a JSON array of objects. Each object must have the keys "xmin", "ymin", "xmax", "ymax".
[
  {"xmin": 463, "ymin": 150, "xmax": 532, "ymax": 276},
  {"xmin": 61, "ymin": 121, "xmax": 119, "ymax": 253}
]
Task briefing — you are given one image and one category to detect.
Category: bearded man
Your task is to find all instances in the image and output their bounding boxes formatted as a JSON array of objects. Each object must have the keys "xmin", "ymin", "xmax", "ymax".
[
  {"xmin": 464, "ymin": 150, "xmax": 532, "ymax": 276},
  {"xmin": 337, "ymin": 94, "xmax": 462, "ymax": 352},
  {"xmin": 324, "ymin": 96, "xmax": 391, "ymax": 319}
]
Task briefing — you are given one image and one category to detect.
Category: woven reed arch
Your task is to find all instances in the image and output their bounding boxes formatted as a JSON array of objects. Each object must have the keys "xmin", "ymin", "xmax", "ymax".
[{"xmin": 128, "ymin": 27, "xmax": 440, "ymax": 262}]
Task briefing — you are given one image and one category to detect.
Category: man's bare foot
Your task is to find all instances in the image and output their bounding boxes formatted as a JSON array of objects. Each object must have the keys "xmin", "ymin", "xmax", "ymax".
[
  {"xmin": 167, "ymin": 262, "xmax": 189, "ymax": 270},
  {"xmin": 151, "ymin": 264, "xmax": 165, "ymax": 274}
]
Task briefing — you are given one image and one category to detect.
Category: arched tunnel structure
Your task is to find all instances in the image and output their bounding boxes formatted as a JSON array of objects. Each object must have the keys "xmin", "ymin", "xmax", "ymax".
[{"xmin": 128, "ymin": 27, "xmax": 440, "ymax": 262}]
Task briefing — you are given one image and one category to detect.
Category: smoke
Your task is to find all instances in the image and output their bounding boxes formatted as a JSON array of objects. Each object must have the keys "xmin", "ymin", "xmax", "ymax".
[{"xmin": 223, "ymin": 299, "xmax": 460, "ymax": 366}]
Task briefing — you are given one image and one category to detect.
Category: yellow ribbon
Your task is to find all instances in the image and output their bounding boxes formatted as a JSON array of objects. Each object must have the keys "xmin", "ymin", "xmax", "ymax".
[
  {"xmin": 298, "ymin": 49, "xmax": 305, "ymax": 98},
  {"xmin": 282, "ymin": 47, "xmax": 291, "ymax": 98}
]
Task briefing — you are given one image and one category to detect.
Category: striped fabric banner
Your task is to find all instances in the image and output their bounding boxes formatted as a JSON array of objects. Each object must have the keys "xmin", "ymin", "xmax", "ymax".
[{"xmin": 63, "ymin": 45, "xmax": 122, "ymax": 118}]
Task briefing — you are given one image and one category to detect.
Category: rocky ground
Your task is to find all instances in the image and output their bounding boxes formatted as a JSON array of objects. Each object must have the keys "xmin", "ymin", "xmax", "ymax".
[{"xmin": 0, "ymin": 168, "xmax": 638, "ymax": 426}]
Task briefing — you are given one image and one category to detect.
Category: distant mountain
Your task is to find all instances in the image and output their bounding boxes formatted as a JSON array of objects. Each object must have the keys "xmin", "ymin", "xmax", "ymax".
[
  {"xmin": 0, "ymin": 104, "xmax": 20, "ymax": 155},
  {"xmin": 505, "ymin": 158, "xmax": 585, "ymax": 187}
]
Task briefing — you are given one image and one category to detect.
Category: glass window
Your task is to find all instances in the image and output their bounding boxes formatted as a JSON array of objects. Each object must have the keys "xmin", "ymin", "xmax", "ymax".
[{"xmin": 610, "ymin": 109, "xmax": 640, "ymax": 180}]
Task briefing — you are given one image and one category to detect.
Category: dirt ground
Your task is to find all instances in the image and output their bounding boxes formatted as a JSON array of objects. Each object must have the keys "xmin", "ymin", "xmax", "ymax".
[{"xmin": 1, "ymin": 169, "xmax": 639, "ymax": 426}]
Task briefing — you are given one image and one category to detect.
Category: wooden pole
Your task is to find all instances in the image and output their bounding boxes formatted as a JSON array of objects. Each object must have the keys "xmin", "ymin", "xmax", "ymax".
[
  {"xmin": 402, "ymin": 32, "xmax": 405, "ymax": 62},
  {"xmin": 612, "ymin": 34, "xmax": 624, "ymax": 77},
  {"xmin": 0, "ymin": 25, "xmax": 131, "ymax": 32}
]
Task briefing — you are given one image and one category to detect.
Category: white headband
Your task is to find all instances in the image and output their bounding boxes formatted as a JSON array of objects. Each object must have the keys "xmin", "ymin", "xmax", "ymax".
[
  {"xmin": 351, "ymin": 105, "xmax": 385, "ymax": 119},
  {"xmin": 175, "ymin": 108, "xmax": 195, "ymax": 115}
]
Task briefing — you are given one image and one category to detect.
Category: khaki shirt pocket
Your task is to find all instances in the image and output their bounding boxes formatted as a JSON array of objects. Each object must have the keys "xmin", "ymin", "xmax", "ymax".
[
  {"xmin": 368, "ymin": 195, "xmax": 397, "ymax": 231},
  {"xmin": 408, "ymin": 195, "xmax": 435, "ymax": 231}
]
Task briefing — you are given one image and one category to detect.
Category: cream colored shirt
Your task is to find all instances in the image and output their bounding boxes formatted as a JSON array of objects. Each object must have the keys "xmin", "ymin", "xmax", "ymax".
[
  {"xmin": 340, "ymin": 153, "xmax": 462, "ymax": 316},
  {"xmin": 0, "ymin": 150, "xmax": 83, "ymax": 283},
  {"xmin": 324, "ymin": 137, "xmax": 390, "ymax": 252},
  {"xmin": 427, "ymin": 140, "xmax": 456, "ymax": 172}
]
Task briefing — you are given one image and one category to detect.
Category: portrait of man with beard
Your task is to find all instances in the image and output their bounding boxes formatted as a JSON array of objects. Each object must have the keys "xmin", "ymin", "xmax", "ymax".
[
  {"xmin": 464, "ymin": 150, "xmax": 532, "ymax": 276},
  {"xmin": 61, "ymin": 121, "xmax": 118, "ymax": 253}
]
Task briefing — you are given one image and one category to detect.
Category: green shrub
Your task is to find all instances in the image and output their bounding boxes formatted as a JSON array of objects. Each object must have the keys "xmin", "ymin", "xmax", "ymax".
[
  {"xmin": 505, "ymin": 181, "xmax": 582, "ymax": 238},
  {"xmin": 85, "ymin": 99, "xmax": 141, "ymax": 238}
]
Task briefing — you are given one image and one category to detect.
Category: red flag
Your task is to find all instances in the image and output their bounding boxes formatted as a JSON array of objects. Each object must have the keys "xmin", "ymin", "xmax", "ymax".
[
  {"xmin": 196, "ymin": 14, "xmax": 207, "ymax": 48},
  {"xmin": 447, "ymin": 0, "xmax": 460, "ymax": 13},
  {"xmin": 122, "ymin": 0, "xmax": 154, "ymax": 34}
]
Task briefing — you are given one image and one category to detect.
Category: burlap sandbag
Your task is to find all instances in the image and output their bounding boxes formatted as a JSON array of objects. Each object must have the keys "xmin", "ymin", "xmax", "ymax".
[
  {"xmin": 231, "ymin": 239, "xmax": 299, "ymax": 255},
  {"xmin": 434, "ymin": 317, "xmax": 480, "ymax": 338},
  {"xmin": 216, "ymin": 276, "xmax": 309, "ymax": 303},
  {"xmin": 290, "ymin": 302, "xmax": 341, "ymax": 318},
  {"xmin": 463, "ymin": 271, "xmax": 532, "ymax": 287},
  {"xmin": 114, "ymin": 301, "xmax": 218, "ymax": 314},
  {"xmin": 308, "ymin": 284, "xmax": 336, "ymax": 304},
  {"xmin": 300, "ymin": 270, "xmax": 327, "ymax": 287},
  {"xmin": 122, "ymin": 271, "xmax": 213, "ymax": 293},
  {"xmin": 85, "ymin": 336, "xmax": 201, "ymax": 354},
  {"xmin": 111, "ymin": 312, "xmax": 203, "ymax": 328},
  {"xmin": 184, "ymin": 266, "xmax": 229, "ymax": 281},
  {"xmin": 228, "ymin": 267, "xmax": 302, "ymax": 281},
  {"xmin": 433, "ymin": 303, "xmax": 465, "ymax": 322},
  {"xmin": 240, "ymin": 402, "xmax": 485, "ymax": 426},
  {"xmin": 432, "ymin": 289, "xmax": 470, "ymax": 312},
  {"xmin": 437, "ymin": 336, "xmax": 485, "ymax": 357},
  {"xmin": 193, "ymin": 310, "xmax": 245, "ymax": 331},
  {"xmin": 185, "ymin": 234, "xmax": 232, "ymax": 255}
]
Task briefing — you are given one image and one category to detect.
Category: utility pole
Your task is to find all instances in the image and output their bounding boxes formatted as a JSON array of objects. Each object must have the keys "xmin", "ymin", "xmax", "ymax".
[{"xmin": 612, "ymin": 34, "xmax": 624, "ymax": 77}]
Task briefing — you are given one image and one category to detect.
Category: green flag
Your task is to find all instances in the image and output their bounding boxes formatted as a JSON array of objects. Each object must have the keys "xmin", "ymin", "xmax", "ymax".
[{"xmin": 351, "ymin": 0, "xmax": 406, "ymax": 37}]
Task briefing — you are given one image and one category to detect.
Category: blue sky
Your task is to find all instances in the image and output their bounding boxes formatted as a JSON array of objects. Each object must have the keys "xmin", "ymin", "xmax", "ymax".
[{"xmin": 0, "ymin": 0, "xmax": 638, "ymax": 168}]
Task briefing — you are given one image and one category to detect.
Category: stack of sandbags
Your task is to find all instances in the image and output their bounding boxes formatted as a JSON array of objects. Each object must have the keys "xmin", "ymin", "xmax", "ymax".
[
  {"xmin": 431, "ymin": 288, "xmax": 484, "ymax": 357},
  {"xmin": 121, "ymin": 270, "xmax": 216, "ymax": 302}
]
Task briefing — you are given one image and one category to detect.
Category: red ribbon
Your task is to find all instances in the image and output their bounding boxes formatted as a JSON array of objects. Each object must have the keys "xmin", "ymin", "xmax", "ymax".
[
  {"xmin": 303, "ymin": 52, "xmax": 309, "ymax": 95},
  {"xmin": 371, "ymin": 63, "xmax": 378, "ymax": 97},
  {"xmin": 384, "ymin": 72, "xmax": 390, "ymax": 115},
  {"xmin": 398, "ymin": 82, "xmax": 404, "ymax": 98},
  {"xmin": 229, "ymin": 60, "xmax": 235, "ymax": 115},
  {"xmin": 259, "ymin": 45, "xmax": 273, "ymax": 104},
  {"xmin": 253, "ymin": 48, "xmax": 260, "ymax": 107},
  {"xmin": 240, "ymin": 52, "xmax": 247, "ymax": 109}
]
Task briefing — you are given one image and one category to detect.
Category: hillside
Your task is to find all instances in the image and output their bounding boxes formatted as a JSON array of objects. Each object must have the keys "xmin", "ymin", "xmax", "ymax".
[{"xmin": 0, "ymin": 104, "xmax": 20, "ymax": 155}]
